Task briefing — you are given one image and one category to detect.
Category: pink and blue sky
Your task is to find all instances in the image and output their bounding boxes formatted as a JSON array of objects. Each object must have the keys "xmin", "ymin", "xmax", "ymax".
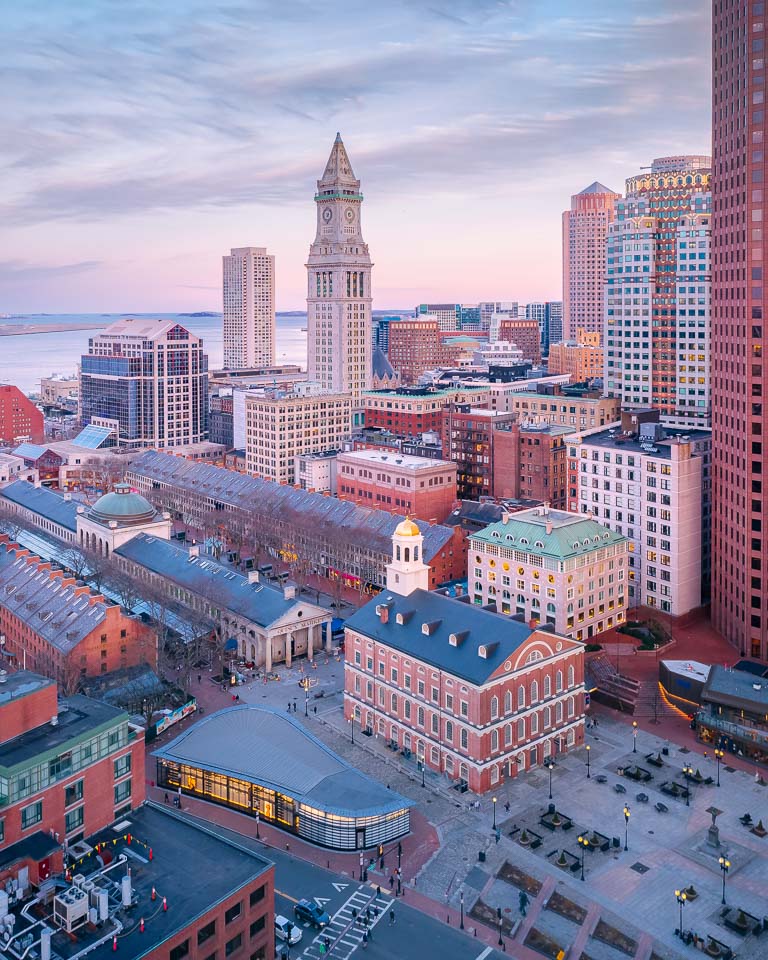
[{"xmin": 1, "ymin": 0, "xmax": 710, "ymax": 313}]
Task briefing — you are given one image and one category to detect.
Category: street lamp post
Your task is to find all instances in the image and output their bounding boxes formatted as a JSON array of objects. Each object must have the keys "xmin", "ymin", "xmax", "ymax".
[
  {"xmin": 623, "ymin": 805, "xmax": 630, "ymax": 851},
  {"xmin": 460, "ymin": 891, "xmax": 464, "ymax": 930},
  {"xmin": 714, "ymin": 748, "xmax": 724, "ymax": 787},
  {"xmin": 719, "ymin": 856, "xmax": 730, "ymax": 905},
  {"xmin": 419, "ymin": 746, "xmax": 426, "ymax": 788},
  {"xmin": 682, "ymin": 763, "xmax": 693, "ymax": 806},
  {"xmin": 577, "ymin": 835, "xmax": 589, "ymax": 881},
  {"xmin": 492, "ymin": 796, "xmax": 497, "ymax": 830},
  {"xmin": 497, "ymin": 907, "xmax": 503, "ymax": 947},
  {"xmin": 674, "ymin": 889, "xmax": 687, "ymax": 936},
  {"xmin": 586, "ymin": 744, "xmax": 591, "ymax": 779},
  {"xmin": 546, "ymin": 760, "xmax": 554, "ymax": 801},
  {"xmin": 255, "ymin": 811, "xmax": 260, "ymax": 840},
  {"xmin": 632, "ymin": 720, "xmax": 638, "ymax": 753},
  {"xmin": 349, "ymin": 716, "xmax": 355, "ymax": 744}
]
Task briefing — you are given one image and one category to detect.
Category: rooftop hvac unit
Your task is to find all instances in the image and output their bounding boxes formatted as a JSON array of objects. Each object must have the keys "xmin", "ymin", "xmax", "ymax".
[{"xmin": 54, "ymin": 886, "xmax": 89, "ymax": 933}]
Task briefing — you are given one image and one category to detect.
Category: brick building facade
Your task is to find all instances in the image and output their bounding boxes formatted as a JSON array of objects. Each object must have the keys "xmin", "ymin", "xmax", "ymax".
[
  {"xmin": 337, "ymin": 449, "xmax": 457, "ymax": 522},
  {"xmin": 363, "ymin": 386, "xmax": 490, "ymax": 438},
  {"xmin": 497, "ymin": 318, "xmax": 542, "ymax": 363},
  {"xmin": 0, "ymin": 535, "xmax": 157, "ymax": 687},
  {"xmin": 0, "ymin": 385, "xmax": 44, "ymax": 445},
  {"xmin": 344, "ymin": 523, "xmax": 585, "ymax": 793},
  {"xmin": 0, "ymin": 671, "xmax": 145, "ymax": 888},
  {"xmin": 492, "ymin": 422, "xmax": 572, "ymax": 508}
]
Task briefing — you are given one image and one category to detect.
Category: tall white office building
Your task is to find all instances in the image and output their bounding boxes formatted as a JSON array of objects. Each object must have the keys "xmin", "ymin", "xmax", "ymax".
[{"xmin": 223, "ymin": 246, "xmax": 276, "ymax": 369}]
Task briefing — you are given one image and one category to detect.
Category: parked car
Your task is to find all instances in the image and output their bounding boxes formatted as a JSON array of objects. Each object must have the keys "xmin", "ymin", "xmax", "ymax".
[
  {"xmin": 294, "ymin": 899, "xmax": 331, "ymax": 928},
  {"xmin": 275, "ymin": 916, "xmax": 302, "ymax": 945}
]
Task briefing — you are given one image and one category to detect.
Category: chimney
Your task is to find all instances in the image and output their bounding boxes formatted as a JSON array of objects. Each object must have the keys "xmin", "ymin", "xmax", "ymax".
[
  {"xmin": 546, "ymin": 521, "xmax": 553, "ymax": 535},
  {"xmin": 501, "ymin": 510, "xmax": 510, "ymax": 524},
  {"xmin": 379, "ymin": 604, "xmax": 390, "ymax": 624}
]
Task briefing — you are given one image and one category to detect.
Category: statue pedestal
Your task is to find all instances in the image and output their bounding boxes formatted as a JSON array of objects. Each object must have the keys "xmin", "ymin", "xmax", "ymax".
[{"xmin": 706, "ymin": 825, "xmax": 720, "ymax": 849}]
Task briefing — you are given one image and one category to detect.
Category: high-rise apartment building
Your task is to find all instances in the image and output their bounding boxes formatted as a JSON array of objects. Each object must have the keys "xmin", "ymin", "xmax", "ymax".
[
  {"xmin": 222, "ymin": 246, "xmax": 275, "ymax": 369},
  {"xmin": 416, "ymin": 303, "xmax": 459, "ymax": 330},
  {"xmin": 604, "ymin": 157, "xmax": 711, "ymax": 421},
  {"xmin": 80, "ymin": 318, "xmax": 208, "ymax": 448},
  {"xmin": 244, "ymin": 388, "xmax": 353, "ymax": 484},
  {"xmin": 711, "ymin": 2, "xmax": 768, "ymax": 659},
  {"xmin": 388, "ymin": 317, "xmax": 440, "ymax": 384},
  {"xmin": 307, "ymin": 134, "xmax": 372, "ymax": 401},
  {"xmin": 480, "ymin": 301, "xmax": 518, "ymax": 332},
  {"xmin": 562, "ymin": 182, "xmax": 620, "ymax": 342},
  {"xmin": 497, "ymin": 316, "xmax": 542, "ymax": 362},
  {"xmin": 525, "ymin": 302, "xmax": 562, "ymax": 355}
]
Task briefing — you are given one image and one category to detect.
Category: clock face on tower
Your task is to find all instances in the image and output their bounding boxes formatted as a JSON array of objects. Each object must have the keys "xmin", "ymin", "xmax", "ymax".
[
  {"xmin": 345, "ymin": 207, "xmax": 355, "ymax": 222},
  {"xmin": 322, "ymin": 207, "xmax": 332, "ymax": 222}
]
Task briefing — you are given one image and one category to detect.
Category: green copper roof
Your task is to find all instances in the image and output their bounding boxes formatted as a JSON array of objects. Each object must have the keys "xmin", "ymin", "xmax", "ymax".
[
  {"xmin": 470, "ymin": 508, "xmax": 626, "ymax": 561},
  {"xmin": 89, "ymin": 483, "xmax": 157, "ymax": 526}
]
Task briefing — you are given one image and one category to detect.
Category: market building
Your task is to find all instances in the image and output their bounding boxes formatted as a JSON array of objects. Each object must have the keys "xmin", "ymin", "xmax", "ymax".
[
  {"xmin": 696, "ymin": 665, "xmax": 768, "ymax": 765},
  {"xmin": 344, "ymin": 521, "xmax": 585, "ymax": 793},
  {"xmin": 114, "ymin": 534, "xmax": 332, "ymax": 669},
  {"xmin": 154, "ymin": 705, "xmax": 410, "ymax": 850}
]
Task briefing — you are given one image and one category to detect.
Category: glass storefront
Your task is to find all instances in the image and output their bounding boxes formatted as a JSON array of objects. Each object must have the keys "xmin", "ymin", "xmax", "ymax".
[{"xmin": 156, "ymin": 759, "xmax": 409, "ymax": 851}]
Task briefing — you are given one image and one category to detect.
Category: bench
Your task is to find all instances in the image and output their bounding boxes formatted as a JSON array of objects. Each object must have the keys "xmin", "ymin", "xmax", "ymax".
[{"xmin": 655, "ymin": 802, "xmax": 669, "ymax": 813}]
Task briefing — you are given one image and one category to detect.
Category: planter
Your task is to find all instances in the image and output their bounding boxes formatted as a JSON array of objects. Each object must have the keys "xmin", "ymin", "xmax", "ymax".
[
  {"xmin": 593, "ymin": 919, "xmax": 637, "ymax": 957},
  {"xmin": 498, "ymin": 861, "xmax": 542, "ymax": 896},
  {"xmin": 524, "ymin": 926, "xmax": 564, "ymax": 960},
  {"xmin": 547, "ymin": 891, "xmax": 587, "ymax": 925}
]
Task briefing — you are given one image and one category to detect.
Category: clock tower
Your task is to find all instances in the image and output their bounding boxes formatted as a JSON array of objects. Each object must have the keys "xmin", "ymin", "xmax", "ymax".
[{"xmin": 306, "ymin": 134, "xmax": 373, "ymax": 401}]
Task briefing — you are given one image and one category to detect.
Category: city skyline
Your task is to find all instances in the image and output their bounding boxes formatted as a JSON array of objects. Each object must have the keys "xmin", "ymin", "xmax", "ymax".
[{"xmin": 1, "ymin": 0, "xmax": 709, "ymax": 313}]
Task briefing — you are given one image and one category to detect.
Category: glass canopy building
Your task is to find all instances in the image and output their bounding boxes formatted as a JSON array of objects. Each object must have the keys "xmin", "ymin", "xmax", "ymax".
[{"xmin": 154, "ymin": 706, "xmax": 410, "ymax": 850}]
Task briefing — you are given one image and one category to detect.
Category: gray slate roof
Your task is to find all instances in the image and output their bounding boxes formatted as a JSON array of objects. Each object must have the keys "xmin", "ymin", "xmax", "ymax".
[
  {"xmin": 0, "ymin": 541, "xmax": 109, "ymax": 654},
  {"xmin": 345, "ymin": 589, "xmax": 542, "ymax": 686},
  {"xmin": 702, "ymin": 664, "xmax": 768, "ymax": 712},
  {"xmin": 115, "ymin": 534, "xmax": 326, "ymax": 629},
  {"xmin": 2, "ymin": 480, "xmax": 79, "ymax": 532},
  {"xmin": 154, "ymin": 705, "xmax": 409, "ymax": 818},
  {"xmin": 126, "ymin": 451, "xmax": 456, "ymax": 563}
]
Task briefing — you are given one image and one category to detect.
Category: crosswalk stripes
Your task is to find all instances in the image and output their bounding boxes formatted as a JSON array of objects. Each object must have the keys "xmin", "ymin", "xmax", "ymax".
[{"xmin": 298, "ymin": 886, "xmax": 391, "ymax": 959}]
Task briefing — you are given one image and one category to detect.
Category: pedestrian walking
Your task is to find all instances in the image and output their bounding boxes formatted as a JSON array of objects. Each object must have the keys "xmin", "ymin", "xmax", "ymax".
[
  {"xmin": 376, "ymin": 885, "xmax": 381, "ymax": 899},
  {"xmin": 164, "ymin": 792, "xmax": 170, "ymax": 804},
  {"xmin": 362, "ymin": 931, "xmax": 368, "ymax": 947},
  {"xmin": 197, "ymin": 674, "xmax": 201, "ymax": 684},
  {"xmin": 366, "ymin": 907, "xmax": 372, "ymax": 922},
  {"xmin": 313, "ymin": 705, "xmax": 317, "ymax": 715},
  {"xmin": 504, "ymin": 801, "xmax": 510, "ymax": 813},
  {"xmin": 388, "ymin": 875, "xmax": 394, "ymax": 890},
  {"xmin": 389, "ymin": 908, "xmax": 395, "ymax": 925},
  {"xmin": 287, "ymin": 702, "xmax": 291, "ymax": 712}
]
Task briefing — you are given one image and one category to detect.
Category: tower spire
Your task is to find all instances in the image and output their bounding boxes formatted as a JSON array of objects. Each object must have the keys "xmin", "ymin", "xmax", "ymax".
[{"xmin": 319, "ymin": 132, "xmax": 358, "ymax": 190}]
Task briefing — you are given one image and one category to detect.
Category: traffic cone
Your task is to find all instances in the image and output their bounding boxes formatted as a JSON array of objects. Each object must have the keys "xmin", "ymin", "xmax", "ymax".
[
  {"xmin": 112, "ymin": 936, "xmax": 117, "ymax": 952},
  {"xmin": 163, "ymin": 897, "xmax": 168, "ymax": 912},
  {"xmin": 151, "ymin": 887, "xmax": 156, "ymax": 901},
  {"xmin": 140, "ymin": 919, "xmax": 144, "ymax": 933}
]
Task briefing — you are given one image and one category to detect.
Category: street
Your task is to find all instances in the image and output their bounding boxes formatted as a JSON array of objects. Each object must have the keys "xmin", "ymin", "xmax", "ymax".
[{"xmin": 269, "ymin": 846, "xmax": 504, "ymax": 960}]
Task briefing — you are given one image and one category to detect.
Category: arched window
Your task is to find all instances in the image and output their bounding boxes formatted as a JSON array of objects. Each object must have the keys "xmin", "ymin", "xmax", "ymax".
[
  {"xmin": 417, "ymin": 707, "xmax": 424, "ymax": 727},
  {"xmin": 568, "ymin": 665, "xmax": 575, "ymax": 688},
  {"xmin": 391, "ymin": 693, "xmax": 398, "ymax": 712},
  {"xmin": 518, "ymin": 686, "xmax": 525, "ymax": 709},
  {"xmin": 504, "ymin": 724, "xmax": 512, "ymax": 746},
  {"xmin": 543, "ymin": 675, "xmax": 551, "ymax": 698},
  {"xmin": 556, "ymin": 670, "xmax": 563, "ymax": 692},
  {"xmin": 530, "ymin": 680, "xmax": 538, "ymax": 703},
  {"xmin": 490, "ymin": 696, "xmax": 499, "ymax": 719},
  {"xmin": 556, "ymin": 701, "xmax": 563, "ymax": 722},
  {"xmin": 414, "ymin": 545, "xmax": 419, "ymax": 561},
  {"xmin": 517, "ymin": 718, "xmax": 525, "ymax": 740},
  {"xmin": 404, "ymin": 547, "xmax": 410, "ymax": 562},
  {"xmin": 530, "ymin": 713, "xmax": 538, "ymax": 734},
  {"xmin": 396, "ymin": 545, "xmax": 401, "ymax": 561},
  {"xmin": 461, "ymin": 728, "xmax": 468, "ymax": 750},
  {"xmin": 568, "ymin": 697, "xmax": 575, "ymax": 718},
  {"xmin": 504, "ymin": 690, "xmax": 512, "ymax": 714},
  {"xmin": 491, "ymin": 730, "xmax": 498, "ymax": 752},
  {"xmin": 543, "ymin": 706, "xmax": 551, "ymax": 728}
]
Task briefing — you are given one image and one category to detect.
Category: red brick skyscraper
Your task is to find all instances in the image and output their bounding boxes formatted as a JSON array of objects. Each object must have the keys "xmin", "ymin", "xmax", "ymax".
[{"xmin": 712, "ymin": 1, "xmax": 768, "ymax": 660}]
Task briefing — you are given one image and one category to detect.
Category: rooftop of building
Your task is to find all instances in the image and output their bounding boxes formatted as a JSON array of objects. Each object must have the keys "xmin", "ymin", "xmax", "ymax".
[
  {"xmin": 372, "ymin": 347, "xmax": 396, "ymax": 380},
  {"xmin": 5, "ymin": 803, "xmax": 273, "ymax": 960},
  {"xmin": 0, "ymin": 670, "xmax": 54, "ymax": 709},
  {"xmin": 0, "ymin": 693, "xmax": 128, "ymax": 772},
  {"xmin": 444, "ymin": 498, "xmax": 543, "ymax": 529},
  {"xmin": 508, "ymin": 385, "xmax": 607, "ymax": 401},
  {"xmin": 577, "ymin": 180, "xmax": 619, "ymax": 195},
  {"xmin": 346, "ymin": 589, "xmax": 557, "ymax": 686},
  {"xmin": 572, "ymin": 423, "xmax": 712, "ymax": 458},
  {"xmin": 362, "ymin": 385, "xmax": 489, "ymax": 400},
  {"xmin": 470, "ymin": 505, "xmax": 627, "ymax": 560},
  {"xmin": 155, "ymin": 706, "xmax": 409, "ymax": 818},
  {"xmin": 115, "ymin": 534, "xmax": 327, "ymax": 629},
  {"xmin": 494, "ymin": 421, "xmax": 575, "ymax": 437},
  {"xmin": 88, "ymin": 484, "xmax": 159, "ymax": 527},
  {"xmin": 0, "ymin": 539, "xmax": 112, "ymax": 653},
  {"xmin": 337, "ymin": 448, "xmax": 454, "ymax": 471},
  {"xmin": 701, "ymin": 664, "xmax": 768, "ymax": 713},
  {"xmin": 125, "ymin": 452, "xmax": 458, "ymax": 563},
  {"xmin": 92, "ymin": 317, "xmax": 197, "ymax": 340}
]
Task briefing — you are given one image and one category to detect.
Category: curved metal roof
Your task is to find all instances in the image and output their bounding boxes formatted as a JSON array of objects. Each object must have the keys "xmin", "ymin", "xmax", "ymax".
[
  {"xmin": 89, "ymin": 484, "xmax": 156, "ymax": 526},
  {"xmin": 153, "ymin": 706, "xmax": 409, "ymax": 819}
]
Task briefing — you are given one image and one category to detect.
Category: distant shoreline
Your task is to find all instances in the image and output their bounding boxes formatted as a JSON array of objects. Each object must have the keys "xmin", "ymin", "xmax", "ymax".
[{"xmin": 0, "ymin": 322, "xmax": 107, "ymax": 337}]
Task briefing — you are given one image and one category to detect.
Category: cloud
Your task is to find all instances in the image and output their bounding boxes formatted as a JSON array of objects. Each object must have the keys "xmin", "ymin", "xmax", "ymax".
[{"xmin": 0, "ymin": 260, "xmax": 103, "ymax": 280}]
